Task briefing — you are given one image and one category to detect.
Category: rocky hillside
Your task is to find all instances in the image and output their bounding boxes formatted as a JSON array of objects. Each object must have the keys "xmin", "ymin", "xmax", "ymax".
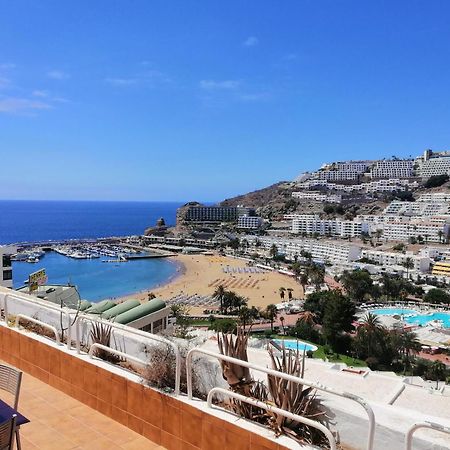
[{"xmin": 218, "ymin": 177, "xmax": 450, "ymax": 220}]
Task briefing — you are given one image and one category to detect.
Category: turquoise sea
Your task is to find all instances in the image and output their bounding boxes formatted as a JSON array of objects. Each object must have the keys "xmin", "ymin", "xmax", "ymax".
[
  {"xmin": 13, "ymin": 251, "xmax": 180, "ymax": 301},
  {"xmin": 1, "ymin": 200, "xmax": 185, "ymax": 301}
]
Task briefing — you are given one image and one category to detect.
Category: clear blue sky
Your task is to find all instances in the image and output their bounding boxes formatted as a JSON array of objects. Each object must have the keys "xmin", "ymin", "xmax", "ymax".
[{"xmin": 1, "ymin": 1, "xmax": 450, "ymax": 202}]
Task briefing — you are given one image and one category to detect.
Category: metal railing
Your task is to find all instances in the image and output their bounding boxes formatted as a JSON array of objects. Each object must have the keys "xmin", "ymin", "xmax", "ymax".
[
  {"xmin": 88, "ymin": 343, "xmax": 147, "ymax": 367},
  {"xmin": 207, "ymin": 387, "xmax": 337, "ymax": 450},
  {"xmin": 74, "ymin": 314, "xmax": 181, "ymax": 395},
  {"xmin": 3, "ymin": 293, "xmax": 73, "ymax": 350},
  {"xmin": 186, "ymin": 347, "xmax": 376, "ymax": 450},
  {"xmin": 405, "ymin": 421, "xmax": 450, "ymax": 450},
  {"xmin": 14, "ymin": 314, "xmax": 61, "ymax": 345}
]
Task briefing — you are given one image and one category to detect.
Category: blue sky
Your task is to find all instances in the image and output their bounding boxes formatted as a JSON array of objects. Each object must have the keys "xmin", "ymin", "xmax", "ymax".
[{"xmin": 1, "ymin": 1, "xmax": 450, "ymax": 202}]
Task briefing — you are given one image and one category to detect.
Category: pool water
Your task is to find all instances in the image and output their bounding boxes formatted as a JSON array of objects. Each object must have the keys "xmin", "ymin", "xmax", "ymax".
[
  {"xmin": 405, "ymin": 313, "xmax": 450, "ymax": 328},
  {"xmin": 370, "ymin": 308, "xmax": 417, "ymax": 316},
  {"xmin": 370, "ymin": 308, "xmax": 450, "ymax": 328},
  {"xmin": 273, "ymin": 339, "xmax": 318, "ymax": 352}
]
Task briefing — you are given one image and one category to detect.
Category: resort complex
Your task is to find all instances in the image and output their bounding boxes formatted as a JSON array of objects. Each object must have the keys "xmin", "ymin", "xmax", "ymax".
[
  {"xmin": 3, "ymin": 2, "xmax": 450, "ymax": 448},
  {"xmin": 3, "ymin": 149, "xmax": 450, "ymax": 449}
]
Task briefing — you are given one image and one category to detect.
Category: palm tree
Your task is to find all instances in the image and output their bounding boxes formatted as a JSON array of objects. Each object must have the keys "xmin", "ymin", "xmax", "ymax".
[
  {"xmin": 357, "ymin": 313, "xmax": 385, "ymax": 357},
  {"xmin": 397, "ymin": 329, "xmax": 421, "ymax": 374},
  {"xmin": 427, "ymin": 361, "xmax": 447, "ymax": 389},
  {"xmin": 299, "ymin": 272, "xmax": 309, "ymax": 296},
  {"xmin": 279, "ymin": 287, "xmax": 286, "ymax": 301},
  {"xmin": 269, "ymin": 244, "xmax": 278, "ymax": 259},
  {"xmin": 403, "ymin": 257, "xmax": 414, "ymax": 280},
  {"xmin": 309, "ymin": 265, "xmax": 325, "ymax": 292},
  {"xmin": 266, "ymin": 304, "xmax": 278, "ymax": 332},
  {"xmin": 279, "ymin": 316, "xmax": 285, "ymax": 334},
  {"xmin": 213, "ymin": 285, "xmax": 226, "ymax": 313},
  {"xmin": 296, "ymin": 310, "xmax": 317, "ymax": 327}
]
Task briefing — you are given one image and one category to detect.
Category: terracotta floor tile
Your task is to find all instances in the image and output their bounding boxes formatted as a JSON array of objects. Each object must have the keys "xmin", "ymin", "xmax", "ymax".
[{"xmin": 1, "ymin": 359, "xmax": 165, "ymax": 450}]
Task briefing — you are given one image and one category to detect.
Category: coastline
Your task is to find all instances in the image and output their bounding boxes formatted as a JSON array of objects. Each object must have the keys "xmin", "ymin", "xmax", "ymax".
[{"xmin": 115, "ymin": 253, "xmax": 304, "ymax": 312}]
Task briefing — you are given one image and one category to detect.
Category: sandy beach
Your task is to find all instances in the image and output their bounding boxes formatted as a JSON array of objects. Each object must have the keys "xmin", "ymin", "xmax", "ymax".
[{"xmin": 117, "ymin": 253, "xmax": 303, "ymax": 312}]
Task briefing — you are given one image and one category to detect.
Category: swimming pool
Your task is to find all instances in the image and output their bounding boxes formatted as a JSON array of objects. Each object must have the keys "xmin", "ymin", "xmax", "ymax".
[
  {"xmin": 404, "ymin": 313, "xmax": 450, "ymax": 328},
  {"xmin": 370, "ymin": 308, "xmax": 450, "ymax": 328},
  {"xmin": 273, "ymin": 339, "xmax": 318, "ymax": 352},
  {"xmin": 370, "ymin": 308, "xmax": 417, "ymax": 316}
]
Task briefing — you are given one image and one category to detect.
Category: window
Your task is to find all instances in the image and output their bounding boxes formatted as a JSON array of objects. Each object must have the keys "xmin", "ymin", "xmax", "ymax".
[
  {"xmin": 3, "ymin": 270, "xmax": 12, "ymax": 281},
  {"xmin": 2, "ymin": 255, "xmax": 11, "ymax": 268}
]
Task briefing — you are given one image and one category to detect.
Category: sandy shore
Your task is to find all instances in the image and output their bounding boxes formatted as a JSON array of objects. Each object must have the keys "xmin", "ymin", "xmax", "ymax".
[{"xmin": 116, "ymin": 253, "xmax": 303, "ymax": 313}]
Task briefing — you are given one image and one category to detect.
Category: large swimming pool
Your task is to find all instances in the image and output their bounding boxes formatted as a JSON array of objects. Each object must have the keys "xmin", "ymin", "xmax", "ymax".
[
  {"xmin": 370, "ymin": 308, "xmax": 450, "ymax": 328},
  {"xmin": 370, "ymin": 308, "xmax": 417, "ymax": 316},
  {"xmin": 404, "ymin": 313, "xmax": 450, "ymax": 328},
  {"xmin": 273, "ymin": 339, "xmax": 318, "ymax": 352}
]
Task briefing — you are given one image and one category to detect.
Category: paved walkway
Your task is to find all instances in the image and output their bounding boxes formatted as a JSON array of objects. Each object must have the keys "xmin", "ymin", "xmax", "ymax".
[{"xmin": 5, "ymin": 368, "xmax": 165, "ymax": 450}]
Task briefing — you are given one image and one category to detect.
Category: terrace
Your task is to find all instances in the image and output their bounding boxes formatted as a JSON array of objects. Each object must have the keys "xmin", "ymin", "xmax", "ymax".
[{"xmin": 1, "ymin": 286, "xmax": 450, "ymax": 450}]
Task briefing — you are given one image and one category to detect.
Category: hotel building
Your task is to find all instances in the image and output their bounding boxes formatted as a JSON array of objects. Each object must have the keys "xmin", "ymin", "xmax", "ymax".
[
  {"xmin": 360, "ymin": 249, "xmax": 431, "ymax": 273},
  {"xmin": 246, "ymin": 235, "xmax": 362, "ymax": 264},
  {"xmin": 416, "ymin": 149, "xmax": 450, "ymax": 178},
  {"xmin": 290, "ymin": 214, "xmax": 368, "ymax": 238},
  {"xmin": 369, "ymin": 159, "xmax": 414, "ymax": 179},
  {"xmin": 291, "ymin": 191, "xmax": 342, "ymax": 203},
  {"xmin": 0, "ymin": 245, "xmax": 15, "ymax": 289},
  {"xmin": 237, "ymin": 215, "xmax": 263, "ymax": 229}
]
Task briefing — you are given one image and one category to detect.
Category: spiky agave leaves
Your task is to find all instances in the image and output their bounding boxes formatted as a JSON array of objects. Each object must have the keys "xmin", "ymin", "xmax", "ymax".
[
  {"xmin": 217, "ymin": 326, "xmax": 252, "ymax": 391},
  {"xmin": 217, "ymin": 326, "xmax": 267, "ymax": 420},
  {"xmin": 267, "ymin": 344, "xmax": 328, "ymax": 447}
]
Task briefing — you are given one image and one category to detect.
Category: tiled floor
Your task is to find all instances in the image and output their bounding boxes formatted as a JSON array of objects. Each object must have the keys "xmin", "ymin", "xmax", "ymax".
[{"xmin": 6, "ymin": 370, "xmax": 166, "ymax": 449}]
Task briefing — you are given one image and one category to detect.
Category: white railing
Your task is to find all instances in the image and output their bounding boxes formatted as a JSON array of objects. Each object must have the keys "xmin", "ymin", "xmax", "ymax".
[
  {"xmin": 88, "ymin": 343, "xmax": 147, "ymax": 367},
  {"xmin": 74, "ymin": 314, "xmax": 181, "ymax": 395},
  {"xmin": 3, "ymin": 293, "xmax": 74, "ymax": 350},
  {"xmin": 186, "ymin": 347, "xmax": 376, "ymax": 450},
  {"xmin": 14, "ymin": 314, "xmax": 61, "ymax": 345},
  {"xmin": 207, "ymin": 387, "xmax": 337, "ymax": 450},
  {"xmin": 405, "ymin": 422, "xmax": 450, "ymax": 450}
]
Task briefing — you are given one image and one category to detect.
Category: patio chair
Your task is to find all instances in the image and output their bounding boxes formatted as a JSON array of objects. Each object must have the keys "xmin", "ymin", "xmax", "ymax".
[
  {"xmin": 0, "ymin": 365, "xmax": 22, "ymax": 450},
  {"xmin": 0, "ymin": 414, "xmax": 16, "ymax": 450}
]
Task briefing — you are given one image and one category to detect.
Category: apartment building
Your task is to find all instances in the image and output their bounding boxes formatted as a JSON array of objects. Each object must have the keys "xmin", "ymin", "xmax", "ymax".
[
  {"xmin": 360, "ymin": 249, "xmax": 431, "ymax": 272},
  {"xmin": 369, "ymin": 159, "xmax": 414, "ymax": 179},
  {"xmin": 291, "ymin": 191, "xmax": 342, "ymax": 203},
  {"xmin": 383, "ymin": 200, "xmax": 450, "ymax": 216},
  {"xmin": 417, "ymin": 192, "xmax": 450, "ymax": 202},
  {"xmin": 431, "ymin": 261, "xmax": 450, "ymax": 278},
  {"xmin": 237, "ymin": 215, "xmax": 263, "ymax": 229},
  {"xmin": 373, "ymin": 218, "xmax": 450, "ymax": 243},
  {"xmin": 182, "ymin": 205, "xmax": 255, "ymax": 223},
  {"xmin": 415, "ymin": 149, "xmax": 450, "ymax": 178},
  {"xmin": 290, "ymin": 214, "xmax": 368, "ymax": 238},
  {"xmin": 0, "ymin": 245, "xmax": 15, "ymax": 288},
  {"xmin": 246, "ymin": 235, "xmax": 362, "ymax": 263}
]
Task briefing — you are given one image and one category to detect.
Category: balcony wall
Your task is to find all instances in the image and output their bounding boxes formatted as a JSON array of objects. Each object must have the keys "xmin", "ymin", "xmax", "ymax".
[{"xmin": 0, "ymin": 324, "xmax": 292, "ymax": 450}]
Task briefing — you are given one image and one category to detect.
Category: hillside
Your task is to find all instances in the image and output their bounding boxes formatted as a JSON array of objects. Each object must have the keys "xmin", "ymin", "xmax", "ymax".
[{"xmin": 218, "ymin": 178, "xmax": 450, "ymax": 220}]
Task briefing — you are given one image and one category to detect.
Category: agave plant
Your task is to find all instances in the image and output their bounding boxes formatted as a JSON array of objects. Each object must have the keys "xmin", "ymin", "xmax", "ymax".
[
  {"xmin": 89, "ymin": 321, "xmax": 122, "ymax": 363},
  {"xmin": 267, "ymin": 345, "xmax": 329, "ymax": 447},
  {"xmin": 217, "ymin": 327, "xmax": 267, "ymax": 420}
]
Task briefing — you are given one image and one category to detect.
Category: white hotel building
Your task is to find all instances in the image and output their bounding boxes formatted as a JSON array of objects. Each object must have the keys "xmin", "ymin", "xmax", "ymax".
[
  {"xmin": 246, "ymin": 235, "xmax": 362, "ymax": 264},
  {"xmin": 416, "ymin": 149, "xmax": 450, "ymax": 178},
  {"xmin": 291, "ymin": 191, "xmax": 342, "ymax": 203},
  {"xmin": 237, "ymin": 215, "xmax": 263, "ymax": 229},
  {"xmin": 290, "ymin": 214, "xmax": 369, "ymax": 238},
  {"xmin": 369, "ymin": 159, "xmax": 414, "ymax": 179},
  {"xmin": 360, "ymin": 249, "xmax": 431, "ymax": 273}
]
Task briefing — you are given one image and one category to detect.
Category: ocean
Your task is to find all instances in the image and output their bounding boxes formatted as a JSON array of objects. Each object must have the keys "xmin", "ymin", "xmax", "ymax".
[
  {"xmin": 0, "ymin": 200, "xmax": 185, "ymax": 301},
  {"xmin": 0, "ymin": 200, "xmax": 184, "ymax": 244}
]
